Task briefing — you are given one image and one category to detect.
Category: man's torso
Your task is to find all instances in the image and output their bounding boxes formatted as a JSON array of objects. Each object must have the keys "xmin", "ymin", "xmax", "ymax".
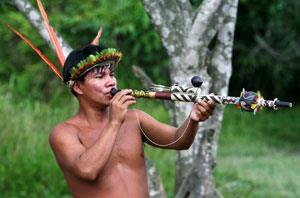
[{"xmin": 62, "ymin": 110, "xmax": 149, "ymax": 198}]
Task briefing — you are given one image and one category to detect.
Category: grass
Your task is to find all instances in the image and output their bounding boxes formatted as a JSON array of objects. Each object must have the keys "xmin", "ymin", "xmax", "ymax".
[
  {"xmin": 214, "ymin": 106, "xmax": 300, "ymax": 197},
  {"xmin": 215, "ymin": 154, "xmax": 300, "ymax": 197},
  {"xmin": 0, "ymin": 93, "xmax": 75, "ymax": 197},
  {"xmin": 0, "ymin": 89, "xmax": 299, "ymax": 197}
]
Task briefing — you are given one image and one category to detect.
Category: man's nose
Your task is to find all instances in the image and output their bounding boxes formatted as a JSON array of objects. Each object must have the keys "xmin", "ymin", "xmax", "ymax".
[{"xmin": 105, "ymin": 75, "xmax": 116, "ymax": 87}]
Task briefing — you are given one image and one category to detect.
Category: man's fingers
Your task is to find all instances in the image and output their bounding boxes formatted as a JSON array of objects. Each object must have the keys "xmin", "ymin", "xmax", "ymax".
[
  {"xmin": 207, "ymin": 97, "xmax": 216, "ymax": 108},
  {"xmin": 194, "ymin": 109, "xmax": 209, "ymax": 121},
  {"xmin": 207, "ymin": 94, "xmax": 216, "ymax": 108},
  {"xmin": 197, "ymin": 100, "xmax": 212, "ymax": 112},
  {"xmin": 197, "ymin": 105, "xmax": 211, "ymax": 117},
  {"xmin": 109, "ymin": 89, "xmax": 136, "ymax": 124},
  {"xmin": 206, "ymin": 100, "xmax": 215, "ymax": 114},
  {"xmin": 119, "ymin": 95, "xmax": 136, "ymax": 105},
  {"xmin": 111, "ymin": 89, "xmax": 133, "ymax": 102},
  {"xmin": 196, "ymin": 99, "xmax": 215, "ymax": 116},
  {"xmin": 124, "ymin": 100, "xmax": 136, "ymax": 107}
]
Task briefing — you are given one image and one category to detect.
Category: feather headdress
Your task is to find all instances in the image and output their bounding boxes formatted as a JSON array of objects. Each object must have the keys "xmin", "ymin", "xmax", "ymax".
[{"xmin": 3, "ymin": 0, "xmax": 122, "ymax": 88}]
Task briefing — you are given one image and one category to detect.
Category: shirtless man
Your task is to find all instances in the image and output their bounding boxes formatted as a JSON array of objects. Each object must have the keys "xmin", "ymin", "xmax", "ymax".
[{"xmin": 49, "ymin": 44, "xmax": 215, "ymax": 198}]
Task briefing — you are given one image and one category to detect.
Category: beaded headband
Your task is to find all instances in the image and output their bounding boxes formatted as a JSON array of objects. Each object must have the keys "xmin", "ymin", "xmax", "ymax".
[{"xmin": 65, "ymin": 48, "xmax": 122, "ymax": 88}]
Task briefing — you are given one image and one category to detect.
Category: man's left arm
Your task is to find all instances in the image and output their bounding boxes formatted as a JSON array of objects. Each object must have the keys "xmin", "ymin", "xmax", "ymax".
[{"xmin": 136, "ymin": 99, "xmax": 215, "ymax": 150}]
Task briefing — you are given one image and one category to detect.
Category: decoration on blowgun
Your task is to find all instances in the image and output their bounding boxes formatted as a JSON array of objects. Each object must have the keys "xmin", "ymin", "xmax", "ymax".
[
  {"xmin": 110, "ymin": 76, "xmax": 292, "ymax": 115},
  {"xmin": 238, "ymin": 89, "xmax": 262, "ymax": 113}
]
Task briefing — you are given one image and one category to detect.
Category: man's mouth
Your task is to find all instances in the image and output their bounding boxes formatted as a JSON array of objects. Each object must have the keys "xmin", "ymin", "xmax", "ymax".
[{"xmin": 105, "ymin": 92, "xmax": 113, "ymax": 98}]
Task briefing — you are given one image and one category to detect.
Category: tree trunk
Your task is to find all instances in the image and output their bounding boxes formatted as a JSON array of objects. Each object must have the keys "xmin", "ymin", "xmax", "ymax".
[{"xmin": 142, "ymin": 0, "xmax": 239, "ymax": 197}]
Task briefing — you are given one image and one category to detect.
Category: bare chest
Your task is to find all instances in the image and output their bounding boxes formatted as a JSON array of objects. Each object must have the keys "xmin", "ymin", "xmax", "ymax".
[{"xmin": 78, "ymin": 119, "xmax": 144, "ymax": 163}]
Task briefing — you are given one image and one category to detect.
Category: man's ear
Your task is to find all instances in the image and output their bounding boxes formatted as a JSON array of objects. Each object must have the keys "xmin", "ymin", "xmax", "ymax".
[{"xmin": 72, "ymin": 81, "xmax": 84, "ymax": 95}]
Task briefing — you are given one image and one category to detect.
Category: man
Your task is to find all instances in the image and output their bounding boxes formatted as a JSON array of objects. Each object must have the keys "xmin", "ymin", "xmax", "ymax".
[{"xmin": 49, "ymin": 44, "xmax": 215, "ymax": 198}]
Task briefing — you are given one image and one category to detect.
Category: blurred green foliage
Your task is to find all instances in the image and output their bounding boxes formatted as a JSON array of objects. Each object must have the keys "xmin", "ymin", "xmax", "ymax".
[{"xmin": 231, "ymin": 0, "xmax": 300, "ymax": 102}]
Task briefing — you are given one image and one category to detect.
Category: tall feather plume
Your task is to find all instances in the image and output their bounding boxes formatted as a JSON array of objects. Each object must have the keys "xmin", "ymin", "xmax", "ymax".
[
  {"xmin": 91, "ymin": 27, "xmax": 103, "ymax": 45},
  {"xmin": 2, "ymin": 21, "xmax": 63, "ymax": 80},
  {"xmin": 37, "ymin": 0, "xmax": 65, "ymax": 67}
]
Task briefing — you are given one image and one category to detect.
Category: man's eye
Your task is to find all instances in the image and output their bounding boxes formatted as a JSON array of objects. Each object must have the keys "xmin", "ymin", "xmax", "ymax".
[{"xmin": 96, "ymin": 75, "xmax": 103, "ymax": 78}]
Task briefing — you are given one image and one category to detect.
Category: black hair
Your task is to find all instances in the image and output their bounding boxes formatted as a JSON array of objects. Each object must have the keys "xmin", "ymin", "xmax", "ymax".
[{"xmin": 63, "ymin": 44, "xmax": 107, "ymax": 84}]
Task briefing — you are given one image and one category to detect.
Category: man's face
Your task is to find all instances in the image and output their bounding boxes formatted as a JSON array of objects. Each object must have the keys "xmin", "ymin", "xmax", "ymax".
[{"xmin": 76, "ymin": 65, "xmax": 117, "ymax": 105}]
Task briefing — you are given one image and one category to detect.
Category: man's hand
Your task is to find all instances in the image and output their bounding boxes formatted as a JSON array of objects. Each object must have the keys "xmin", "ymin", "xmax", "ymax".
[
  {"xmin": 109, "ymin": 89, "xmax": 136, "ymax": 125},
  {"xmin": 190, "ymin": 98, "xmax": 215, "ymax": 122}
]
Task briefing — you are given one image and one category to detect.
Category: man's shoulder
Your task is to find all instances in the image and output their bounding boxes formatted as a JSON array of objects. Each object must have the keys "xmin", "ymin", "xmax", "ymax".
[
  {"xmin": 127, "ymin": 108, "xmax": 152, "ymax": 119},
  {"xmin": 127, "ymin": 109, "xmax": 157, "ymax": 127},
  {"xmin": 127, "ymin": 109, "xmax": 146, "ymax": 120},
  {"xmin": 49, "ymin": 121, "xmax": 79, "ymax": 145},
  {"xmin": 127, "ymin": 108, "xmax": 146, "ymax": 116},
  {"xmin": 52, "ymin": 121, "xmax": 78, "ymax": 134}
]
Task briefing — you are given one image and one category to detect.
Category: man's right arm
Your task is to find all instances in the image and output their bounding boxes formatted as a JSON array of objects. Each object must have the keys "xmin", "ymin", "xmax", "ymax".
[
  {"xmin": 49, "ymin": 121, "xmax": 121, "ymax": 181},
  {"xmin": 49, "ymin": 90, "xmax": 136, "ymax": 181}
]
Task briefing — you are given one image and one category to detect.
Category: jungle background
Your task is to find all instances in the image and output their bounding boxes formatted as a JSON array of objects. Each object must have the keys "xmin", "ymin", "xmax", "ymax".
[{"xmin": 0, "ymin": 0, "xmax": 299, "ymax": 197}]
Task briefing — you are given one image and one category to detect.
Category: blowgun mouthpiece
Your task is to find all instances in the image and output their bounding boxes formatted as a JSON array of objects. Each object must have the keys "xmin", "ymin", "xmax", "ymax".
[{"xmin": 110, "ymin": 88, "xmax": 119, "ymax": 97}]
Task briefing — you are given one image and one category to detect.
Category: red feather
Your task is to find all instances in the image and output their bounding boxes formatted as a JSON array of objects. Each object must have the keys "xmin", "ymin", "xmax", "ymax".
[
  {"xmin": 2, "ymin": 21, "xmax": 63, "ymax": 80},
  {"xmin": 91, "ymin": 27, "xmax": 103, "ymax": 45},
  {"xmin": 37, "ymin": 0, "xmax": 65, "ymax": 67}
]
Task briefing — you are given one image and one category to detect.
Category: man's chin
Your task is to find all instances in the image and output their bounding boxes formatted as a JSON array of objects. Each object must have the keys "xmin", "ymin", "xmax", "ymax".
[
  {"xmin": 98, "ymin": 99, "xmax": 110, "ymax": 105},
  {"xmin": 93, "ymin": 96, "xmax": 111, "ymax": 106},
  {"xmin": 103, "ymin": 98, "xmax": 112, "ymax": 105}
]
